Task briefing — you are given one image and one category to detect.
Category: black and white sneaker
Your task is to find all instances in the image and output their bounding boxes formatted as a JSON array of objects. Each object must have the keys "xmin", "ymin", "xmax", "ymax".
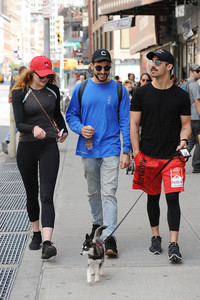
[
  {"xmin": 41, "ymin": 241, "xmax": 57, "ymax": 259},
  {"xmin": 168, "ymin": 242, "xmax": 182, "ymax": 261},
  {"xmin": 149, "ymin": 236, "xmax": 162, "ymax": 255}
]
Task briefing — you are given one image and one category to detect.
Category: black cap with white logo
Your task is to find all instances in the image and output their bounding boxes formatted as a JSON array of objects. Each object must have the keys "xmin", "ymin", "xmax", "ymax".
[
  {"xmin": 146, "ymin": 49, "xmax": 174, "ymax": 66},
  {"xmin": 92, "ymin": 49, "xmax": 112, "ymax": 63}
]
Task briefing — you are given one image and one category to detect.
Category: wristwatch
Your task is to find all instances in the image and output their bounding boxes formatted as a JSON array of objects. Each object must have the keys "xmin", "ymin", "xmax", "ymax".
[{"xmin": 123, "ymin": 151, "xmax": 131, "ymax": 156}]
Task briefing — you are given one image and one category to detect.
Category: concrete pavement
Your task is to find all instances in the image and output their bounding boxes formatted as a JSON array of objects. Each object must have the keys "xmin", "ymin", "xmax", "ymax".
[{"xmin": 3, "ymin": 130, "xmax": 200, "ymax": 300}]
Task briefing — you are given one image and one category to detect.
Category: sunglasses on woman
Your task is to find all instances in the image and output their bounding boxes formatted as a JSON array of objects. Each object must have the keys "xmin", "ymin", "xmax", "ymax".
[
  {"xmin": 141, "ymin": 79, "xmax": 150, "ymax": 82},
  {"xmin": 94, "ymin": 65, "xmax": 111, "ymax": 72},
  {"xmin": 35, "ymin": 72, "xmax": 53, "ymax": 80}
]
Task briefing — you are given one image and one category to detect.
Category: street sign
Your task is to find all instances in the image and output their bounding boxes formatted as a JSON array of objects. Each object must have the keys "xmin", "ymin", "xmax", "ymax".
[{"xmin": 63, "ymin": 42, "xmax": 80, "ymax": 47}]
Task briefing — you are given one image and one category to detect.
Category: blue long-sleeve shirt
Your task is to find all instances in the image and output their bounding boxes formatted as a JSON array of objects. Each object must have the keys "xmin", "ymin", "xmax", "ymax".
[{"xmin": 66, "ymin": 78, "xmax": 131, "ymax": 158}]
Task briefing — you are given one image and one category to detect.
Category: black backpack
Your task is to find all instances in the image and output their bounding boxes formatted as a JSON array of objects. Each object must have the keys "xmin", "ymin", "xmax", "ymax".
[{"xmin": 78, "ymin": 79, "xmax": 123, "ymax": 118}]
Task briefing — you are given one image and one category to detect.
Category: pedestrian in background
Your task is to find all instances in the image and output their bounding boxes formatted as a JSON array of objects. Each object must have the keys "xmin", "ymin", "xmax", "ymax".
[
  {"xmin": 137, "ymin": 72, "xmax": 152, "ymax": 87},
  {"xmin": 128, "ymin": 73, "xmax": 137, "ymax": 87},
  {"xmin": 130, "ymin": 49, "xmax": 191, "ymax": 261},
  {"xmin": 76, "ymin": 74, "xmax": 85, "ymax": 85},
  {"xmin": 12, "ymin": 56, "xmax": 68, "ymax": 259},
  {"xmin": 66, "ymin": 49, "xmax": 131, "ymax": 256},
  {"xmin": 123, "ymin": 80, "xmax": 133, "ymax": 100},
  {"xmin": 1, "ymin": 66, "xmax": 27, "ymax": 154},
  {"xmin": 185, "ymin": 63, "xmax": 200, "ymax": 173}
]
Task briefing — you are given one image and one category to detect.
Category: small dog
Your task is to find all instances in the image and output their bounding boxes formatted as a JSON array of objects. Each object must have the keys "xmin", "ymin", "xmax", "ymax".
[{"xmin": 80, "ymin": 225, "xmax": 107, "ymax": 284}]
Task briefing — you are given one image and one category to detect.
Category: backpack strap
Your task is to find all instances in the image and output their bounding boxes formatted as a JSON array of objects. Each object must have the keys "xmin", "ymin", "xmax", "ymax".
[
  {"xmin": 78, "ymin": 79, "xmax": 89, "ymax": 109},
  {"xmin": 117, "ymin": 81, "xmax": 122, "ymax": 116}
]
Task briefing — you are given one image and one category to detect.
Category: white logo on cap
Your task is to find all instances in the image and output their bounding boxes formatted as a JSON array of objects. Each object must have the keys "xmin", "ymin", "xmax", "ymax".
[
  {"xmin": 101, "ymin": 51, "xmax": 106, "ymax": 56},
  {"xmin": 45, "ymin": 62, "xmax": 49, "ymax": 66}
]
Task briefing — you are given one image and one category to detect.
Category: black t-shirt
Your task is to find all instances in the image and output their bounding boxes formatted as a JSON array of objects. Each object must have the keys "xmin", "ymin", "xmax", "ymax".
[{"xmin": 130, "ymin": 83, "xmax": 191, "ymax": 158}]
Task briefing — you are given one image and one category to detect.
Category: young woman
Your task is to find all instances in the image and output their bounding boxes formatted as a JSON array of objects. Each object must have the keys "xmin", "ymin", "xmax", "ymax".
[
  {"xmin": 11, "ymin": 56, "xmax": 68, "ymax": 259},
  {"xmin": 137, "ymin": 72, "xmax": 152, "ymax": 87}
]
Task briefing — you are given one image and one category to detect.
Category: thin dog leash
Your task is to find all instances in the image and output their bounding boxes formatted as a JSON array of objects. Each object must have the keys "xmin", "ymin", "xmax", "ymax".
[{"xmin": 103, "ymin": 150, "xmax": 188, "ymax": 244}]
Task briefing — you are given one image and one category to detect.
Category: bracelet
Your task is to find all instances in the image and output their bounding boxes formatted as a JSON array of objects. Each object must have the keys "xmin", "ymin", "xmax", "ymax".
[
  {"xmin": 123, "ymin": 151, "xmax": 131, "ymax": 156},
  {"xmin": 180, "ymin": 139, "xmax": 188, "ymax": 145}
]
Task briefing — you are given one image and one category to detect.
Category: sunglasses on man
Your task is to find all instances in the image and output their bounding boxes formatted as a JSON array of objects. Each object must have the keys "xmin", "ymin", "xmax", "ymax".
[
  {"xmin": 195, "ymin": 70, "xmax": 200, "ymax": 73},
  {"xmin": 94, "ymin": 65, "xmax": 111, "ymax": 72},
  {"xmin": 35, "ymin": 72, "xmax": 53, "ymax": 80},
  {"xmin": 148, "ymin": 59, "xmax": 164, "ymax": 67}
]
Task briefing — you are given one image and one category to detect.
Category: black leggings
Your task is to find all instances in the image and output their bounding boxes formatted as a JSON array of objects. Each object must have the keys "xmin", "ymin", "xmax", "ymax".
[
  {"xmin": 147, "ymin": 192, "xmax": 180, "ymax": 231},
  {"xmin": 17, "ymin": 139, "xmax": 59, "ymax": 228}
]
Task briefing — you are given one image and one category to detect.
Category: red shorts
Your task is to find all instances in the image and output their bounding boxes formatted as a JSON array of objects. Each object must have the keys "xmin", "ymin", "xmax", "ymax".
[{"xmin": 132, "ymin": 151, "xmax": 185, "ymax": 195}]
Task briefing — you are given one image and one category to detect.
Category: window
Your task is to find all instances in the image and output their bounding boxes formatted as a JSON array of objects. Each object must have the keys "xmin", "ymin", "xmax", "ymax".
[
  {"xmin": 96, "ymin": 30, "xmax": 99, "ymax": 49},
  {"xmin": 100, "ymin": 27, "xmax": 103, "ymax": 48},
  {"xmin": 121, "ymin": 28, "xmax": 129, "ymax": 49},
  {"xmin": 104, "ymin": 32, "xmax": 107, "ymax": 49},
  {"xmin": 93, "ymin": 32, "xmax": 95, "ymax": 51}
]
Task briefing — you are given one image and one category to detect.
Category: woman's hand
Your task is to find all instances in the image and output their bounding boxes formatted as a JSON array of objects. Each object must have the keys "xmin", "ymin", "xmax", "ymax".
[
  {"xmin": 57, "ymin": 132, "xmax": 68, "ymax": 143},
  {"xmin": 33, "ymin": 126, "xmax": 46, "ymax": 139}
]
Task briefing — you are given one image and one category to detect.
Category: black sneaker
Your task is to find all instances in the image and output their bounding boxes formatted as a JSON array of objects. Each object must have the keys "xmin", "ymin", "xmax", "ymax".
[
  {"xmin": 29, "ymin": 231, "xmax": 42, "ymax": 250},
  {"xmin": 105, "ymin": 236, "xmax": 118, "ymax": 257},
  {"xmin": 41, "ymin": 241, "xmax": 57, "ymax": 259},
  {"xmin": 168, "ymin": 242, "xmax": 182, "ymax": 261},
  {"xmin": 149, "ymin": 236, "xmax": 162, "ymax": 254},
  {"xmin": 89, "ymin": 224, "xmax": 100, "ymax": 240}
]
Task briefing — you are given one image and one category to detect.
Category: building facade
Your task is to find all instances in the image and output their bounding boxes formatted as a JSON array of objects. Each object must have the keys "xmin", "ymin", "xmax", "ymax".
[
  {"xmin": 97, "ymin": 0, "xmax": 200, "ymax": 81},
  {"xmin": 89, "ymin": 0, "xmax": 140, "ymax": 81}
]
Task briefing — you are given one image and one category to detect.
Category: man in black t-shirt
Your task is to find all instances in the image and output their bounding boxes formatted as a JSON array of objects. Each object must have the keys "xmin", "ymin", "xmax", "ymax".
[{"xmin": 130, "ymin": 49, "xmax": 191, "ymax": 262}]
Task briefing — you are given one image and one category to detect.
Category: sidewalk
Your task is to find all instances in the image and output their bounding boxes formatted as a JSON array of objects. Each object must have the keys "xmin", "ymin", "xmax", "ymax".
[{"xmin": 6, "ymin": 131, "xmax": 200, "ymax": 300}]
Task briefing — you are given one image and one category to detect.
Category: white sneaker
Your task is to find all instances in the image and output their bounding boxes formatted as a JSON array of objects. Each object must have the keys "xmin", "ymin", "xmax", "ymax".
[{"xmin": 1, "ymin": 141, "xmax": 8, "ymax": 154}]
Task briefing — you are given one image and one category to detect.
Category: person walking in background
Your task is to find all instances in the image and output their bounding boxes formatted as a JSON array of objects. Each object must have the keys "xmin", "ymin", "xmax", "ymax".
[
  {"xmin": 76, "ymin": 74, "xmax": 85, "ymax": 85},
  {"xmin": 123, "ymin": 80, "xmax": 133, "ymax": 100},
  {"xmin": 66, "ymin": 49, "xmax": 131, "ymax": 256},
  {"xmin": 185, "ymin": 63, "xmax": 200, "ymax": 173},
  {"xmin": 137, "ymin": 73, "xmax": 152, "ymax": 87},
  {"xmin": 114, "ymin": 75, "xmax": 122, "ymax": 83},
  {"xmin": 128, "ymin": 73, "xmax": 137, "ymax": 87},
  {"xmin": 1, "ymin": 66, "xmax": 27, "ymax": 154},
  {"xmin": 11, "ymin": 56, "xmax": 68, "ymax": 259},
  {"xmin": 130, "ymin": 49, "xmax": 191, "ymax": 261}
]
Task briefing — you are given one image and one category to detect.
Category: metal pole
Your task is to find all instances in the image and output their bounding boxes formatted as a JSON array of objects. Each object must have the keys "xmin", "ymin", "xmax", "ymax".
[
  {"xmin": 60, "ymin": 42, "xmax": 64, "ymax": 89},
  {"xmin": 9, "ymin": 104, "xmax": 16, "ymax": 158},
  {"xmin": 44, "ymin": 17, "xmax": 50, "ymax": 57}
]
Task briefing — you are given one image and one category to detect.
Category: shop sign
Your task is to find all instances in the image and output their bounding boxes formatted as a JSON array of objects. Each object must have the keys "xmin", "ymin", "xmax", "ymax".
[
  {"xmin": 182, "ymin": 18, "xmax": 194, "ymax": 40},
  {"xmin": 103, "ymin": 17, "xmax": 135, "ymax": 32},
  {"xmin": 175, "ymin": 5, "xmax": 185, "ymax": 18}
]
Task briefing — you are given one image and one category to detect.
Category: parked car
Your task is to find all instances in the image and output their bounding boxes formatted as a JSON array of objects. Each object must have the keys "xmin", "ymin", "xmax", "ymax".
[{"xmin": 0, "ymin": 73, "xmax": 4, "ymax": 83}]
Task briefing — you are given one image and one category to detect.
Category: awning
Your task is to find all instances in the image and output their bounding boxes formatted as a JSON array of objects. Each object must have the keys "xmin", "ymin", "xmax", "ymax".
[
  {"xmin": 129, "ymin": 15, "xmax": 157, "ymax": 55},
  {"xmin": 98, "ymin": 0, "xmax": 168, "ymax": 16}
]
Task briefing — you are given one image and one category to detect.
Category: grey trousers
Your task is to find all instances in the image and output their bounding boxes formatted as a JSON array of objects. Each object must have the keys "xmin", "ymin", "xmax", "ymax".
[{"xmin": 187, "ymin": 120, "xmax": 200, "ymax": 171}]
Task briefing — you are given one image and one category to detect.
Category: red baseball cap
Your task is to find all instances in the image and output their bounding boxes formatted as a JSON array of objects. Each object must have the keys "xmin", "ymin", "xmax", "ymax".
[{"xmin": 30, "ymin": 56, "xmax": 55, "ymax": 77}]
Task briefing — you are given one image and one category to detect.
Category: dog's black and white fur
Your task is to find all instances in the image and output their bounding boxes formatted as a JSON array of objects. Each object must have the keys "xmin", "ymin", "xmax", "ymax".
[{"xmin": 81, "ymin": 225, "xmax": 107, "ymax": 284}]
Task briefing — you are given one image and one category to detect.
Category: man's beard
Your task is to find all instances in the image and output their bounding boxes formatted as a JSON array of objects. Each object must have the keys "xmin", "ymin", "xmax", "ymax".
[{"xmin": 94, "ymin": 73, "xmax": 109, "ymax": 82}]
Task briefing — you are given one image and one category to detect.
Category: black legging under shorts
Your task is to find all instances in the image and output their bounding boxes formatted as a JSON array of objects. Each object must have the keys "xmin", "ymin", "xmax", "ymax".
[{"xmin": 17, "ymin": 138, "xmax": 59, "ymax": 228}]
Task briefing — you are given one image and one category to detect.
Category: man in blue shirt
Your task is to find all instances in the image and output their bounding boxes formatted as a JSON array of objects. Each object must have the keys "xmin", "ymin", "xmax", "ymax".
[{"xmin": 66, "ymin": 49, "xmax": 131, "ymax": 256}]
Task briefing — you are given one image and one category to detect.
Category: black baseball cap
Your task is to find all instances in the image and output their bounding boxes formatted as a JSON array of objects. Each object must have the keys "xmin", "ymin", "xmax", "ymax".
[
  {"xmin": 92, "ymin": 49, "xmax": 112, "ymax": 63},
  {"xmin": 146, "ymin": 49, "xmax": 174, "ymax": 66}
]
